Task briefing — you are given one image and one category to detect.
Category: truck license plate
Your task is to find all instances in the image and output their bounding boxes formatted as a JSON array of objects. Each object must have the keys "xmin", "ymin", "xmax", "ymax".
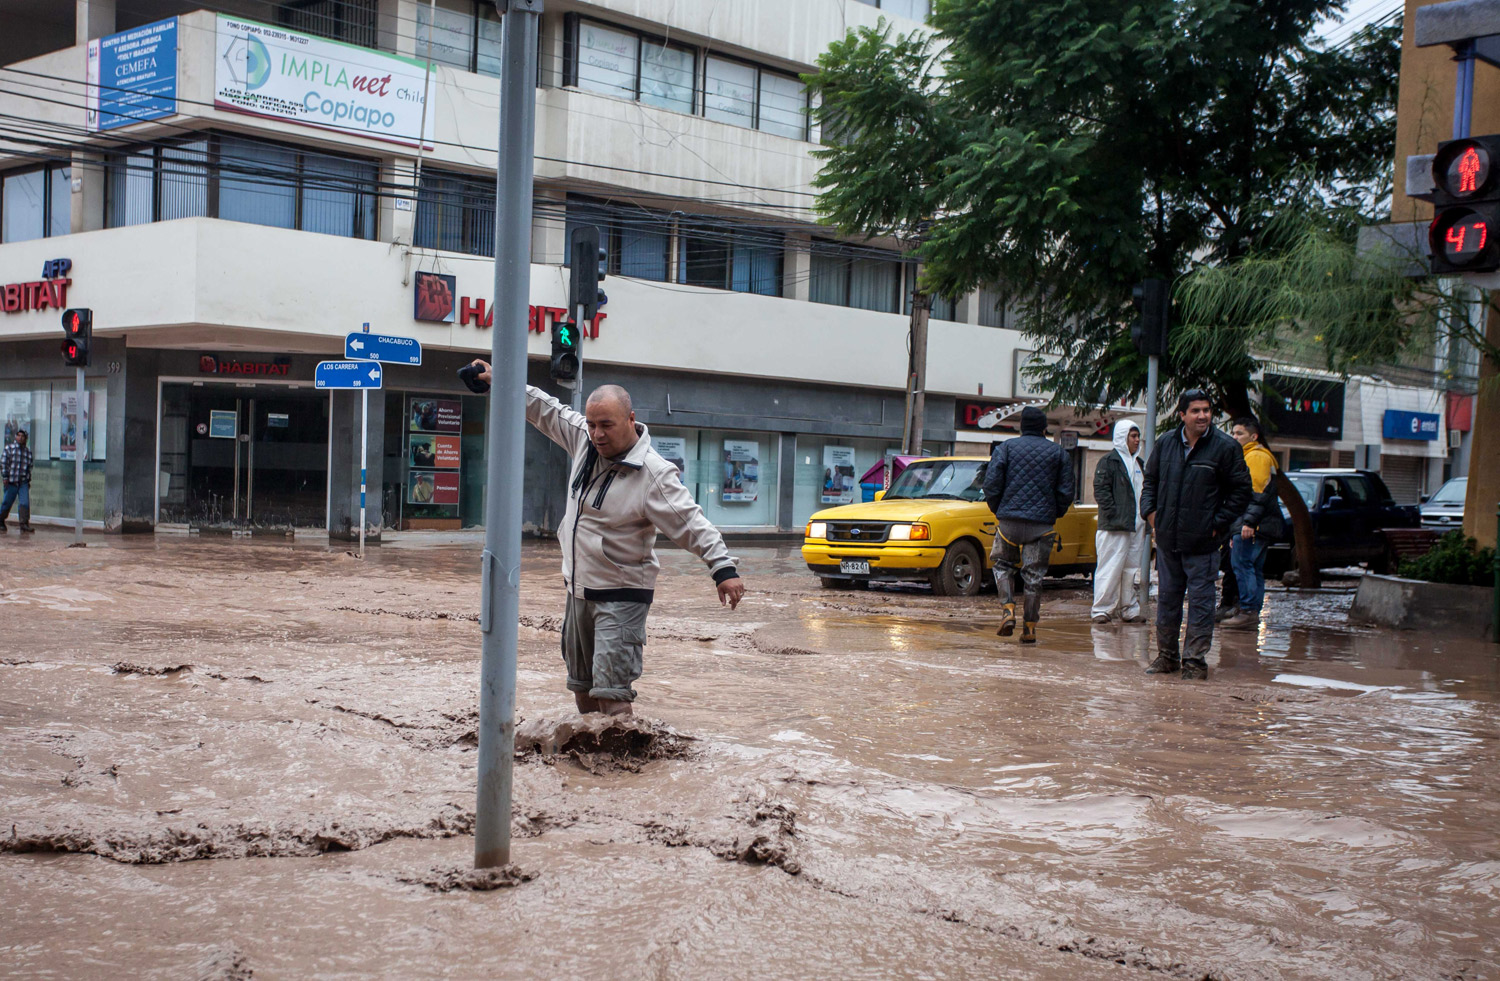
[{"xmin": 839, "ymin": 560, "xmax": 871, "ymax": 575}]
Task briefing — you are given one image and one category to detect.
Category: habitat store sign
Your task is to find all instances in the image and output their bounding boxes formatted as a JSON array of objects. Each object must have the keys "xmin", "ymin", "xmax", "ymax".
[
  {"xmin": 86, "ymin": 18, "xmax": 178, "ymax": 132},
  {"xmin": 1382, "ymin": 409, "xmax": 1440, "ymax": 442},
  {"xmin": 213, "ymin": 15, "xmax": 434, "ymax": 148}
]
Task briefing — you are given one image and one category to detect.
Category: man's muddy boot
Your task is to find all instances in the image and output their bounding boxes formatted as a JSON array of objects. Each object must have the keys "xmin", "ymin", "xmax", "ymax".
[
  {"xmin": 597, "ymin": 698, "xmax": 633, "ymax": 717},
  {"xmin": 996, "ymin": 603, "xmax": 1016, "ymax": 637},
  {"xmin": 1146, "ymin": 653, "xmax": 1180, "ymax": 674},
  {"xmin": 1020, "ymin": 621, "xmax": 1037, "ymax": 644},
  {"xmin": 1214, "ymin": 603, "xmax": 1239, "ymax": 623},
  {"xmin": 574, "ymin": 692, "xmax": 602, "ymax": 714},
  {"xmin": 0, "ymin": 501, "xmax": 9, "ymax": 532},
  {"xmin": 1180, "ymin": 659, "xmax": 1208, "ymax": 680},
  {"xmin": 17, "ymin": 507, "xmax": 33, "ymax": 532}
]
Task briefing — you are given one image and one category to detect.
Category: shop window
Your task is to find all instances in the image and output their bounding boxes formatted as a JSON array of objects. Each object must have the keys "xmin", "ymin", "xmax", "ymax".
[
  {"xmin": 810, "ymin": 242, "xmax": 902, "ymax": 313},
  {"xmin": 1, "ymin": 164, "xmax": 71, "ymax": 243},
  {"xmin": 0, "ymin": 380, "xmax": 107, "ymax": 523},
  {"xmin": 564, "ymin": 197, "xmax": 671, "ymax": 282},
  {"xmin": 792, "ymin": 437, "xmax": 903, "ymax": 527},
  {"xmin": 416, "ymin": 0, "xmax": 504, "ymax": 77},
  {"xmin": 568, "ymin": 18, "xmax": 696, "ymax": 115},
  {"xmin": 678, "ymin": 224, "xmax": 783, "ymax": 296},
  {"xmin": 277, "ymin": 0, "xmax": 378, "ymax": 49},
  {"xmin": 104, "ymin": 135, "xmax": 377, "ymax": 240},
  {"xmin": 649, "ymin": 427, "xmax": 781, "ymax": 529}
]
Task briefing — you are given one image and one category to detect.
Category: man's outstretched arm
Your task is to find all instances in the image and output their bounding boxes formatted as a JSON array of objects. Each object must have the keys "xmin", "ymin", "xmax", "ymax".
[
  {"xmin": 468, "ymin": 360, "xmax": 586, "ymax": 455},
  {"xmin": 644, "ymin": 468, "xmax": 746, "ymax": 610}
]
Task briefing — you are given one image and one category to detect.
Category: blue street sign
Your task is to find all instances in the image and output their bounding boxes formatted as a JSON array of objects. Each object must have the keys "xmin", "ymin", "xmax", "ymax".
[
  {"xmin": 315, "ymin": 360, "xmax": 384, "ymax": 389},
  {"xmin": 345, "ymin": 331, "xmax": 422, "ymax": 365}
]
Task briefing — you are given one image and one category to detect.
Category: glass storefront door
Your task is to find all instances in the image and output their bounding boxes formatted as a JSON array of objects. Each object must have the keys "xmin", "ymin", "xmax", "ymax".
[{"xmin": 159, "ymin": 382, "xmax": 329, "ymax": 527}]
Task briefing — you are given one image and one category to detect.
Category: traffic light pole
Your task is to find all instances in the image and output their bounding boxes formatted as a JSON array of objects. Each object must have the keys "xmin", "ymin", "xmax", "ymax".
[
  {"xmin": 572, "ymin": 301, "xmax": 585, "ymax": 413},
  {"xmin": 1141, "ymin": 353, "xmax": 1159, "ymax": 604},
  {"xmin": 475, "ymin": 0, "xmax": 541, "ymax": 870},
  {"xmin": 73, "ymin": 365, "xmax": 84, "ymax": 545}
]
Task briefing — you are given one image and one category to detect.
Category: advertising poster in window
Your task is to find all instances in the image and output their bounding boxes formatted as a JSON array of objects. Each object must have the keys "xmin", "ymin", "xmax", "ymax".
[
  {"xmin": 407, "ymin": 396, "xmax": 462, "ymax": 517},
  {"xmin": 408, "ymin": 470, "xmax": 460, "ymax": 506},
  {"xmin": 821, "ymin": 446, "xmax": 856, "ymax": 505},
  {"xmin": 52, "ymin": 392, "xmax": 91, "ymax": 461},
  {"xmin": 721, "ymin": 439, "xmax": 759, "ymax": 503},
  {"xmin": 652, "ymin": 436, "xmax": 687, "ymax": 476},
  {"xmin": 213, "ymin": 15, "xmax": 435, "ymax": 148},
  {"xmin": 409, "ymin": 433, "xmax": 461, "ymax": 469},
  {"xmin": 3, "ymin": 393, "xmax": 31, "ymax": 446},
  {"xmin": 409, "ymin": 397, "xmax": 462, "ymax": 434}
]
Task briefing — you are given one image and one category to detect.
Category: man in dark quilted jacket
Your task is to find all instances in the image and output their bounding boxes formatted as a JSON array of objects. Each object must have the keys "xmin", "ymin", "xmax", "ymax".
[
  {"xmin": 982, "ymin": 406, "xmax": 1074, "ymax": 643},
  {"xmin": 1139, "ymin": 391, "xmax": 1252, "ymax": 680}
]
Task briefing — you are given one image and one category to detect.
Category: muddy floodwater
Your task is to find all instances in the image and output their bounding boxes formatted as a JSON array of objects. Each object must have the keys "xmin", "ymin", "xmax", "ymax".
[{"xmin": 2, "ymin": 532, "xmax": 1497, "ymax": 980}]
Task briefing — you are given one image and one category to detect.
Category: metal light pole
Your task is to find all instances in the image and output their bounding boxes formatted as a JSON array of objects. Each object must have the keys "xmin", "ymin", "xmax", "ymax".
[
  {"xmin": 74, "ymin": 366, "xmax": 84, "ymax": 544},
  {"xmin": 1141, "ymin": 354, "xmax": 1159, "ymax": 602},
  {"xmin": 475, "ymin": 0, "xmax": 542, "ymax": 869}
]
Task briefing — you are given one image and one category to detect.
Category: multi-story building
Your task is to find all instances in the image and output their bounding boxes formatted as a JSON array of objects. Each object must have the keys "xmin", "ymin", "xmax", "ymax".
[
  {"xmin": 3, "ymin": 0, "xmax": 1113, "ymax": 539},
  {"xmin": 2, "ymin": 0, "xmax": 1467, "ymax": 539}
]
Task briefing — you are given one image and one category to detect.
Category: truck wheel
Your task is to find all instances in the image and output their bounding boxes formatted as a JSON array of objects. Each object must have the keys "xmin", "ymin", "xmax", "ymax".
[{"xmin": 932, "ymin": 541, "xmax": 982, "ymax": 597}]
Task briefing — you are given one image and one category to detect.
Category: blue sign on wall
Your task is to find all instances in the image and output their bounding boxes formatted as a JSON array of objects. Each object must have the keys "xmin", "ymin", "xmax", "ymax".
[
  {"xmin": 1382, "ymin": 409, "xmax": 1440, "ymax": 441},
  {"xmin": 87, "ymin": 18, "xmax": 178, "ymax": 132}
]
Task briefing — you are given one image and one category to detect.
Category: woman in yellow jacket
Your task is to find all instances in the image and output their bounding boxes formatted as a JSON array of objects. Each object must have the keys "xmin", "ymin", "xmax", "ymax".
[{"xmin": 1222, "ymin": 418, "xmax": 1284, "ymax": 630}]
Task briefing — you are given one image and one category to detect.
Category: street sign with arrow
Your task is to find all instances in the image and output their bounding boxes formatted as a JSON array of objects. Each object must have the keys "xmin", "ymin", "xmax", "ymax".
[
  {"xmin": 315, "ymin": 360, "xmax": 384, "ymax": 389},
  {"xmin": 345, "ymin": 331, "xmax": 422, "ymax": 365}
]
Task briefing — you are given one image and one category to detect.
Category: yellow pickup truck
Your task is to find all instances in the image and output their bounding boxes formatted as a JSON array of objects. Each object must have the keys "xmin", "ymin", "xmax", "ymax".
[{"xmin": 801, "ymin": 456, "xmax": 1098, "ymax": 596}]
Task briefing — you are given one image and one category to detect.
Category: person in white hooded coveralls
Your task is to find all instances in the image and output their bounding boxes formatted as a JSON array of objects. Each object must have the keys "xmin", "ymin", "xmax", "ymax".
[{"xmin": 1091, "ymin": 419, "xmax": 1147, "ymax": 623}]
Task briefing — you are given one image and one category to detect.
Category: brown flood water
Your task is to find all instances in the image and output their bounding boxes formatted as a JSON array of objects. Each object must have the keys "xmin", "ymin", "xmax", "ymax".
[{"xmin": 1, "ymin": 531, "xmax": 1497, "ymax": 980}]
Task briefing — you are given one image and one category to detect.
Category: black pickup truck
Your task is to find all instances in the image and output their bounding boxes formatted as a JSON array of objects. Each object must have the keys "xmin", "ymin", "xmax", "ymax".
[{"xmin": 1265, "ymin": 469, "xmax": 1422, "ymax": 574}]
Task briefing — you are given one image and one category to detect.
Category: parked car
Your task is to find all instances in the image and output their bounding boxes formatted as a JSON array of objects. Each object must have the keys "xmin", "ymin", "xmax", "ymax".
[
  {"xmin": 801, "ymin": 456, "xmax": 1098, "ymax": 596},
  {"xmin": 1420, "ymin": 476, "xmax": 1467, "ymax": 531},
  {"xmin": 1266, "ymin": 469, "xmax": 1421, "ymax": 574}
]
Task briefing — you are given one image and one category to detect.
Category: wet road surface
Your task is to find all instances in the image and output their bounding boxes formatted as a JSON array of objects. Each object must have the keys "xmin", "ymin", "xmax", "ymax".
[{"xmin": 1, "ymin": 531, "xmax": 1497, "ymax": 979}]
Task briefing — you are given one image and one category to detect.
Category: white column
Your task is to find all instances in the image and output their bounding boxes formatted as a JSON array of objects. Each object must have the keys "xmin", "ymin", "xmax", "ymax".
[{"xmin": 75, "ymin": 0, "xmax": 114, "ymax": 45}]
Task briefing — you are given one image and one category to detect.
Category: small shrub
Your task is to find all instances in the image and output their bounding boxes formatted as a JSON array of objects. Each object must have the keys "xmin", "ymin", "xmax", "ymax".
[{"xmin": 1397, "ymin": 532, "xmax": 1497, "ymax": 587}]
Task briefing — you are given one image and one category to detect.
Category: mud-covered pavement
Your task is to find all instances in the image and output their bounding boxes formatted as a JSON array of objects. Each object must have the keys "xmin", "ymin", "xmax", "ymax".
[{"xmin": 2, "ymin": 531, "xmax": 1497, "ymax": 980}]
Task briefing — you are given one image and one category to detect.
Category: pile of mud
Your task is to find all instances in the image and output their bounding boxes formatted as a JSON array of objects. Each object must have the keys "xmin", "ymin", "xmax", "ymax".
[
  {"xmin": 398, "ymin": 864, "xmax": 535, "ymax": 892},
  {"xmin": 515, "ymin": 715, "xmax": 693, "ymax": 773}
]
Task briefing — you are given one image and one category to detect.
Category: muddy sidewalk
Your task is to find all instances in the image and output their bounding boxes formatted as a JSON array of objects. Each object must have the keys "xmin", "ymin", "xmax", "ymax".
[{"xmin": 1, "ymin": 534, "xmax": 1497, "ymax": 980}]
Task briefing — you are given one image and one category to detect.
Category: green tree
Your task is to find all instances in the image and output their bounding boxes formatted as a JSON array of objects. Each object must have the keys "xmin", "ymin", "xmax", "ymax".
[{"xmin": 806, "ymin": 0, "xmax": 1402, "ymax": 415}]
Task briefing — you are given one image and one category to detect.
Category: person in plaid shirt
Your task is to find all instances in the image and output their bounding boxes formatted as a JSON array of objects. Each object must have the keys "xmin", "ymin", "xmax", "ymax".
[{"xmin": 1, "ymin": 427, "xmax": 34, "ymax": 533}]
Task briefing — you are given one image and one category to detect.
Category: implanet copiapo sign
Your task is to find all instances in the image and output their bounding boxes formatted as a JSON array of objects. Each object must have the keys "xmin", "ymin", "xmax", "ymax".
[{"xmin": 213, "ymin": 15, "xmax": 434, "ymax": 148}]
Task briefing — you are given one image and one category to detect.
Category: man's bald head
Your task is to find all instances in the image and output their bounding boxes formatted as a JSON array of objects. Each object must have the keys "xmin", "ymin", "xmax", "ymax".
[
  {"xmin": 586, "ymin": 384, "xmax": 633, "ymax": 414},
  {"xmin": 584, "ymin": 384, "xmax": 638, "ymax": 458}
]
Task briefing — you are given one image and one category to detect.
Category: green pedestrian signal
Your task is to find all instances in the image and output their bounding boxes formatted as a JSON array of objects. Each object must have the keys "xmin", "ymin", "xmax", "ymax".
[{"xmin": 550, "ymin": 318, "xmax": 580, "ymax": 383}]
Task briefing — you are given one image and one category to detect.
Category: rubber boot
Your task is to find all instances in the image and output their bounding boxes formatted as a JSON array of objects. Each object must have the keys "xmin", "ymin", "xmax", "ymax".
[
  {"xmin": 18, "ymin": 506, "xmax": 33, "ymax": 532},
  {"xmin": 1020, "ymin": 621, "xmax": 1037, "ymax": 644},
  {"xmin": 0, "ymin": 496, "xmax": 9, "ymax": 532},
  {"xmin": 996, "ymin": 603, "xmax": 1016, "ymax": 637},
  {"xmin": 1146, "ymin": 653, "xmax": 1180, "ymax": 674},
  {"xmin": 1180, "ymin": 659, "xmax": 1209, "ymax": 681}
]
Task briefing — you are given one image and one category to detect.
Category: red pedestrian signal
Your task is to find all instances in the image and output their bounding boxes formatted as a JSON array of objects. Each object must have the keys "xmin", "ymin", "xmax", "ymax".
[
  {"xmin": 60, "ymin": 308, "xmax": 92, "ymax": 367},
  {"xmin": 1430, "ymin": 136, "xmax": 1500, "ymax": 273}
]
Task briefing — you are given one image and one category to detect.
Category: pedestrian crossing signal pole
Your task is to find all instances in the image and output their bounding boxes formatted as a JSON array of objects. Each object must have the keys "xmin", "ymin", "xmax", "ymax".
[{"xmin": 475, "ymin": 0, "xmax": 543, "ymax": 871}]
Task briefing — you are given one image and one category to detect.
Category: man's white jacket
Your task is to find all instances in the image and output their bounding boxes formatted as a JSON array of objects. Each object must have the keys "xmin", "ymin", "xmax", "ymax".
[{"xmin": 526, "ymin": 386, "xmax": 737, "ymax": 603}]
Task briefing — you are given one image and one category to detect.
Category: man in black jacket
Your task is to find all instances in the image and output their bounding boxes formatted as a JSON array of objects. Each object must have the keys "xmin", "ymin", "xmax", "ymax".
[
  {"xmin": 983, "ymin": 406, "xmax": 1074, "ymax": 644},
  {"xmin": 1139, "ymin": 391, "xmax": 1252, "ymax": 680}
]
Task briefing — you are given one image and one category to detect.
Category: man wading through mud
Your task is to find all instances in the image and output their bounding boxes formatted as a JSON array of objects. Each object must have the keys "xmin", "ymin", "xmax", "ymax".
[
  {"xmin": 983, "ymin": 406, "xmax": 1074, "ymax": 644},
  {"xmin": 1139, "ymin": 391, "xmax": 1251, "ymax": 680},
  {"xmin": 470, "ymin": 363, "xmax": 746, "ymax": 716}
]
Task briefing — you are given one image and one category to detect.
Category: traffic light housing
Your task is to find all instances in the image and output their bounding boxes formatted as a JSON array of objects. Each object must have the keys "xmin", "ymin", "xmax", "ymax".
[
  {"xmin": 1130, "ymin": 279, "xmax": 1170, "ymax": 359},
  {"xmin": 569, "ymin": 225, "xmax": 608, "ymax": 321},
  {"xmin": 61, "ymin": 308, "xmax": 92, "ymax": 367},
  {"xmin": 1429, "ymin": 135, "xmax": 1500, "ymax": 274},
  {"xmin": 550, "ymin": 318, "xmax": 580, "ymax": 384}
]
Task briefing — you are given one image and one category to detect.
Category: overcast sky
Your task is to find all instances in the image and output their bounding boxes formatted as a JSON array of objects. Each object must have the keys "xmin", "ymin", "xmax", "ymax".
[{"xmin": 1314, "ymin": 0, "xmax": 1407, "ymax": 46}]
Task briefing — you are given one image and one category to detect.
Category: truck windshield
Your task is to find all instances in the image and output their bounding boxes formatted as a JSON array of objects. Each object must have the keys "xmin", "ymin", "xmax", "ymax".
[
  {"xmin": 1428, "ymin": 478, "xmax": 1467, "ymax": 505},
  {"xmin": 1286, "ymin": 474, "xmax": 1320, "ymax": 509},
  {"xmin": 885, "ymin": 460, "xmax": 987, "ymax": 501}
]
